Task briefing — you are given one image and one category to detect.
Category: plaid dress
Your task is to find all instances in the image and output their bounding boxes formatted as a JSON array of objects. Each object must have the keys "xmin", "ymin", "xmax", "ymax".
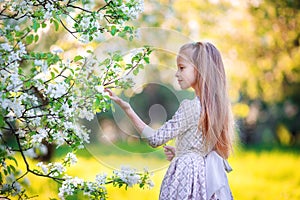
[{"xmin": 142, "ymin": 97, "xmax": 233, "ymax": 200}]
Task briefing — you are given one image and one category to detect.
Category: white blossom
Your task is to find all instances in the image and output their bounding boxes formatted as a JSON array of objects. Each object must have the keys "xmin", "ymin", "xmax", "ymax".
[
  {"xmin": 39, "ymin": 144, "xmax": 48, "ymax": 155},
  {"xmin": 8, "ymin": 52, "xmax": 21, "ymax": 63},
  {"xmin": 34, "ymin": 60, "xmax": 43, "ymax": 66},
  {"xmin": 80, "ymin": 17, "xmax": 91, "ymax": 30},
  {"xmin": 7, "ymin": 62, "xmax": 19, "ymax": 73},
  {"xmin": 31, "ymin": 129, "xmax": 47, "ymax": 144},
  {"xmin": 147, "ymin": 179, "xmax": 155, "ymax": 189},
  {"xmin": 51, "ymin": 162, "xmax": 66, "ymax": 176},
  {"xmin": 59, "ymin": 177, "xmax": 84, "ymax": 199},
  {"xmin": 33, "ymin": 78, "xmax": 46, "ymax": 91},
  {"xmin": 118, "ymin": 0, "xmax": 144, "ymax": 20},
  {"xmin": 95, "ymin": 85, "xmax": 104, "ymax": 93},
  {"xmin": 2, "ymin": 98, "xmax": 25, "ymax": 118},
  {"xmin": 18, "ymin": 42, "xmax": 26, "ymax": 56},
  {"xmin": 1, "ymin": 43, "xmax": 12, "ymax": 51},
  {"xmin": 12, "ymin": 182, "xmax": 22, "ymax": 196},
  {"xmin": 63, "ymin": 121, "xmax": 74, "ymax": 130},
  {"xmin": 96, "ymin": 12, "xmax": 104, "ymax": 20},
  {"xmin": 1, "ymin": 98, "xmax": 12, "ymax": 110},
  {"xmin": 53, "ymin": 131, "xmax": 66, "ymax": 147},
  {"xmin": 44, "ymin": 3, "xmax": 55, "ymax": 19},
  {"xmin": 8, "ymin": 73, "xmax": 23, "ymax": 92},
  {"xmin": 51, "ymin": 46, "xmax": 64, "ymax": 54},
  {"xmin": 24, "ymin": 148, "xmax": 37, "ymax": 158},
  {"xmin": 36, "ymin": 162, "xmax": 49, "ymax": 174},
  {"xmin": 78, "ymin": 107, "xmax": 94, "ymax": 121},
  {"xmin": 74, "ymin": 125, "xmax": 90, "ymax": 144},
  {"xmin": 95, "ymin": 173, "xmax": 107, "ymax": 185},
  {"xmin": 34, "ymin": 59, "xmax": 48, "ymax": 73},
  {"xmin": 79, "ymin": 34, "xmax": 90, "ymax": 44},
  {"xmin": 114, "ymin": 166, "xmax": 141, "ymax": 187},
  {"xmin": 64, "ymin": 152, "xmax": 78, "ymax": 165},
  {"xmin": 61, "ymin": 102, "xmax": 74, "ymax": 118},
  {"xmin": 15, "ymin": 129, "xmax": 25, "ymax": 137},
  {"xmin": 46, "ymin": 82, "xmax": 68, "ymax": 98}
]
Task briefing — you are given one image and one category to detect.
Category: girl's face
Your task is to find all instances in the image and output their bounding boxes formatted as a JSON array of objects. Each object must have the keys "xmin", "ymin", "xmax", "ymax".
[{"xmin": 176, "ymin": 50, "xmax": 197, "ymax": 90}]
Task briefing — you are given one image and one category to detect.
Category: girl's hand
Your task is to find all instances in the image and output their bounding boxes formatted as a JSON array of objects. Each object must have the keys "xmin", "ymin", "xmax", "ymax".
[
  {"xmin": 105, "ymin": 88, "xmax": 130, "ymax": 110},
  {"xmin": 163, "ymin": 145, "xmax": 176, "ymax": 161}
]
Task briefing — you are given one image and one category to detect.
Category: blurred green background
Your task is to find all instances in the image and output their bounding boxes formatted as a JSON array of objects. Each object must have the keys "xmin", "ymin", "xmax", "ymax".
[{"xmin": 18, "ymin": 0, "xmax": 300, "ymax": 199}]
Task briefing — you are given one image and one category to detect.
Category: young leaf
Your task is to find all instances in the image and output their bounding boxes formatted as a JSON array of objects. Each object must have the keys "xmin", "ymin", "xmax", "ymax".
[
  {"xmin": 143, "ymin": 57, "xmax": 150, "ymax": 64},
  {"xmin": 74, "ymin": 55, "xmax": 84, "ymax": 62},
  {"xmin": 51, "ymin": 19, "xmax": 59, "ymax": 31},
  {"xmin": 133, "ymin": 68, "xmax": 139, "ymax": 75},
  {"xmin": 34, "ymin": 34, "xmax": 39, "ymax": 42},
  {"xmin": 26, "ymin": 34, "xmax": 34, "ymax": 45},
  {"xmin": 111, "ymin": 25, "xmax": 117, "ymax": 36},
  {"xmin": 33, "ymin": 19, "xmax": 40, "ymax": 32}
]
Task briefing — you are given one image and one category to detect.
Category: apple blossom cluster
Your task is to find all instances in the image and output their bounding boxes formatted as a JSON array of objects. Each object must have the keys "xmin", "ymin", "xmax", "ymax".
[
  {"xmin": 118, "ymin": 0, "xmax": 144, "ymax": 20},
  {"xmin": 0, "ymin": 0, "xmax": 153, "ymax": 199},
  {"xmin": 58, "ymin": 167, "xmax": 154, "ymax": 200}
]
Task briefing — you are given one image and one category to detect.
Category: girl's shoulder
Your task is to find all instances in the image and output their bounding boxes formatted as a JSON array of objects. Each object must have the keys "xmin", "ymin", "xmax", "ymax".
[
  {"xmin": 180, "ymin": 96, "xmax": 200, "ymax": 107},
  {"xmin": 179, "ymin": 97, "xmax": 201, "ymax": 113}
]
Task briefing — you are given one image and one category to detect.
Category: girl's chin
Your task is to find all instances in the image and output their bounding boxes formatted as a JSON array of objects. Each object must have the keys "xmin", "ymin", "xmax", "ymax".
[{"xmin": 179, "ymin": 85, "xmax": 188, "ymax": 90}]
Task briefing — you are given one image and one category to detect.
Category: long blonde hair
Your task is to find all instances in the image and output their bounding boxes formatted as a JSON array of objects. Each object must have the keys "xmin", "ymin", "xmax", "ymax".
[{"xmin": 179, "ymin": 42, "xmax": 235, "ymax": 159}]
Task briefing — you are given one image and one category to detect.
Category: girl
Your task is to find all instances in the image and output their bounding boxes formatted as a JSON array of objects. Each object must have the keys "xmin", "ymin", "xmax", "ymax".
[{"xmin": 106, "ymin": 42, "xmax": 234, "ymax": 200}]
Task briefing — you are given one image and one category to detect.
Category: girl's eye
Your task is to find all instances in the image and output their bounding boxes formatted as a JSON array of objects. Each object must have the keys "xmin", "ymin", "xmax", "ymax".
[{"xmin": 179, "ymin": 66, "xmax": 184, "ymax": 70}]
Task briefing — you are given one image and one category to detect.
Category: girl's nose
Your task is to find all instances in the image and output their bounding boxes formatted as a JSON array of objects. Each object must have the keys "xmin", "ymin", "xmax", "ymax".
[{"xmin": 175, "ymin": 70, "xmax": 179, "ymax": 77}]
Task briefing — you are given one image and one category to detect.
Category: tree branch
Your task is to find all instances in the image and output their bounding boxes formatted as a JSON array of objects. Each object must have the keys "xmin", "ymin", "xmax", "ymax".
[{"xmin": 60, "ymin": 19, "xmax": 78, "ymax": 39}]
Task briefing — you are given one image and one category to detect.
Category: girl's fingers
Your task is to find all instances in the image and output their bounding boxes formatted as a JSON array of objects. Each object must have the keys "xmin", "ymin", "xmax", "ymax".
[
  {"xmin": 163, "ymin": 145, "xmax": 175, "ymax": 155},
  {"xmin": 104, "ymin": 88, "xmax": 119, "ymax": 102},
  {"xmin": 163, "ymin": 145, "xmax": 176, "ymax": 161},
  {"xmin": 104, "ymin": 88, "xmax": 114, "ymax": 97}
]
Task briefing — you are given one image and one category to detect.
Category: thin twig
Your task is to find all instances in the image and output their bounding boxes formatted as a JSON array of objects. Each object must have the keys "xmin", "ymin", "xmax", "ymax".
[{"xmin": 60, "ymin": 19, "xmax": 78, "ymax": 39}]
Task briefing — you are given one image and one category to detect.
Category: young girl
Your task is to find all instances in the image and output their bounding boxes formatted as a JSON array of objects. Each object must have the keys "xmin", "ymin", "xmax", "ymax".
[{"xmin": 106, "ymin": 42, "xmax": 234, "ymax": 200}]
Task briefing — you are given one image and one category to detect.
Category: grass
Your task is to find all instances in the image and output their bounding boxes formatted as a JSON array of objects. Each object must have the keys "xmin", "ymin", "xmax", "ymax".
[{"xmin": 8, "ymin": 143, "xmax": 300, "ymax": 200}]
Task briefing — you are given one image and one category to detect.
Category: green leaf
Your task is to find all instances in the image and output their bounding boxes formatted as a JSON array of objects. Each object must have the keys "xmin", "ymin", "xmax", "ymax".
[
  {"xmin": 51, "ymin": 19, "xmax": 59, "ymax": 31},
  {"xmin": 138, "ymin": 64, "xmax": 144, "ymax": 69},
  {"xmin": 124, "ymin": 26, "xmax": 132, "ymax": 33},
  {"xmin": 24, "ymin": 81, "xmax": 32, "ymax": 88},
  {"xmin": 33, "ymin": 19, "xmax": 40, "ymax": 32},
  {"xmin": 25, "ymin": 34, "xmax": 34, "ymax": 45},
  {"xmin": 74, "ymin": 55, "xmax": 84, "ymax": 62},
  {"xmin": 112, "ymin": 53, "xmax": 122, "ymax": 62},
  {"xmin": 53, "ymin": 67, "xmax": 59, "ymax": 74},
  {"xmin": 15, "ymin": 31, "xmax": 24, "ymax": 37},
  {"xmin": 51, "ymin": 72, "xmax": 55, "ymax": 79},
  {"xmin": 133, "ymin": 68, "xmax": 139, "ymax": 75},
  {"xmin": 111, "ymin": 25, "xmax": 117, "ymax": 36},
  {"xmin": 143, "ymin": 57, "xmax": 150, "ymax": 64},
  {"xmin": 9, "ymin": 165, "xmax": 16, "ymax": 172},
  {"xmin": 0, "ymin": 114, "xmax": 5, "ymax": 127},
  {"xmin": 118, "ymin": 31, "xmax": 126, "ymax": 38},
  {"xmin": 125, "ymin": 64, "xmax": 132, "ymax": 70},
  {"xmin": 34, "ymin": 34, "xmax": 39, "ymax": 42},
  {"xmin": 42, "ymin": 22, "xmax": 47, "ymax": 28}
]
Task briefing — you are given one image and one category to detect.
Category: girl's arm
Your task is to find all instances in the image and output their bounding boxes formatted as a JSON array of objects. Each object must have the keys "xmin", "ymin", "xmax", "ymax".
[{"xmin": 105, "ymin": 89, "xmax": 146, "ymax": 135}]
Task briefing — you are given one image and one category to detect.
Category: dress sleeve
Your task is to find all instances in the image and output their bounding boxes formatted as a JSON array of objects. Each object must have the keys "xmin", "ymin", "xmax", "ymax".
[{"xmin": 141, "ymin": 99, "xmax": 193, "ymax": 147}]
